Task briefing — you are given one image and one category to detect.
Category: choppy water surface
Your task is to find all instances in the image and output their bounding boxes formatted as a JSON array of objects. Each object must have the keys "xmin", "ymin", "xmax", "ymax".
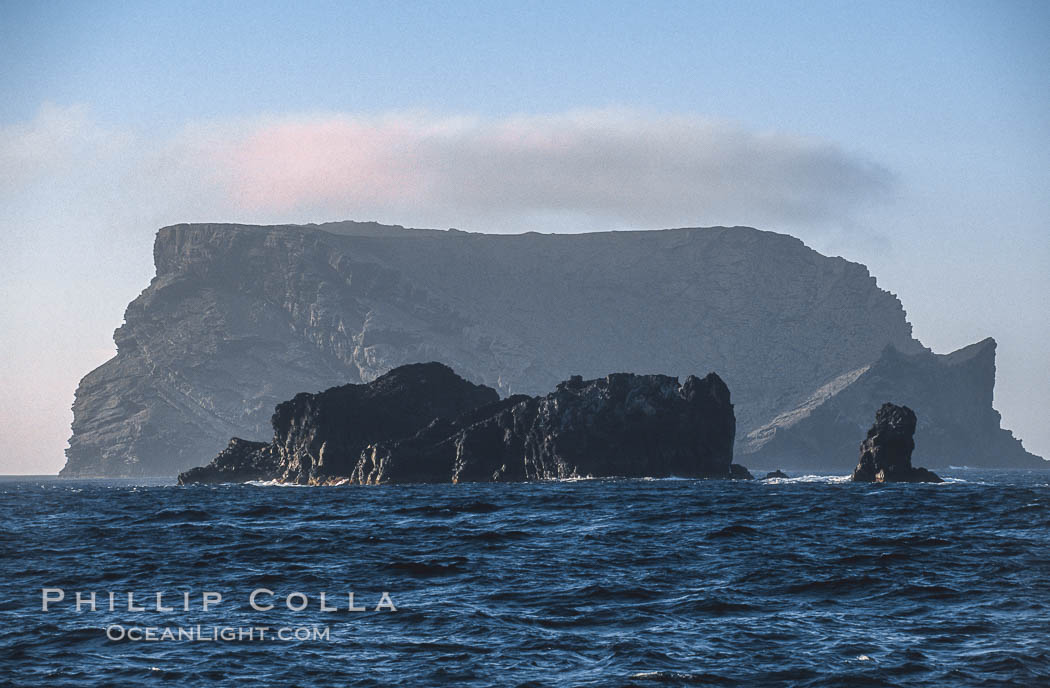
[{"xmin": 2, "ymin": 470, "xmax": 1049, "ymax": 687}]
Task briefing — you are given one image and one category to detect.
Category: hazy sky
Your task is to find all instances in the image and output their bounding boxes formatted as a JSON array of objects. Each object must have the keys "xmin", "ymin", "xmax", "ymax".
[{"xmin": 1, "ymin": 0, "xmax": 1048, "ymax": 473}]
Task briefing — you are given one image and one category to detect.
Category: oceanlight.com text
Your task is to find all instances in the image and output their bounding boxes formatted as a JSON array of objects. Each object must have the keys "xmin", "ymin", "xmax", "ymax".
[{"xmin": 106, "ymin": 624, "xmax": 332, "ymax": 642}]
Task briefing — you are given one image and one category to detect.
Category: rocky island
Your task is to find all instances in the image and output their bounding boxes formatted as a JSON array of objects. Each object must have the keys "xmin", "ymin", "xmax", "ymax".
[
  {"xmin": 851, "ymin": 403, "xmax": 942, "ymax": 483},
  {"xmin": 178, "ymin": 362, "xmax": 746, "ymax": 485},
  {"xmin": 64, "ymin": 221, "xmax": 1043, "ymax": 476}
]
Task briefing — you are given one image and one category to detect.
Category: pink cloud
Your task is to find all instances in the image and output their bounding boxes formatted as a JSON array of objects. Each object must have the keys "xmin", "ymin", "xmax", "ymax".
[
  {"xmin": 223, "ymin": 116, "xmax": 413, "ymax": 211},
  {"xmin": 200, "ymin": 109, "xmax": 894, "ymax": 228}
]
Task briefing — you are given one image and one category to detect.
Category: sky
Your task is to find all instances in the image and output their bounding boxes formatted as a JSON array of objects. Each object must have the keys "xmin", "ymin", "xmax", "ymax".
[{"xmin": 1, "ymin": 0, "xmax": 1048, "ymax": 474}]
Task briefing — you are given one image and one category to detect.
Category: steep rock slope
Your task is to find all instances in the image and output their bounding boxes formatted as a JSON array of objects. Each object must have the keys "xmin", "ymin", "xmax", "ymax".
[{"xmin": 63, "ymin": 221, "xmax": 1041, "ymax": 476}]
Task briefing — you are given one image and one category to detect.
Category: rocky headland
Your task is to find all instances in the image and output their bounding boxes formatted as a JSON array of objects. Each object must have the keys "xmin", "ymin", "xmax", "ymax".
[
  {"xmin": 850, "ymin": 403, "xmax": 942, "ymax": 483},
  {"xmin": 178, "ymin": 363, "xmax": 745, "ymax": 485},
  {"xmin": 64, "ymin": 221, "xmax": 1043, "ymax": 476}
]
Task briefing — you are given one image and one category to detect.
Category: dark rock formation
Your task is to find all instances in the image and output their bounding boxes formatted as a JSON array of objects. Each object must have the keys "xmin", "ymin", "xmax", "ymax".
[
  {"xmin": 63, "ymin": 221, "xmax": 1043, "ymax": 476},
  {"xmin": 850, "ymin": 403, "xmax": 942, "ymax": 483},
  {"xmin": 179, "ymin": 365, "xmax": 742, "ymax": 484},
  {"xmin": 176, "ymin": 438, "xmax": 276, "ymax": 485},
  {"xmin": 354, "ymin": 371, "xmax": 739, "ymax": 483},
  {"xmin": 729, "ymin": 464, "xmax": 755, "ymax": 480},
  {"xmin": 179, "ymin": 362, "xmax": 498, "ymax": 485},
  {"xmin": 763, "ymin": 470, "xmax": 789, "ymax": 480}
]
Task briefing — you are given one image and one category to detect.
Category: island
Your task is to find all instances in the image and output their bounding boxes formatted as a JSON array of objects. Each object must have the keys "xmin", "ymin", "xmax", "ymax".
[{"xmin": 63, "ymin": 221, "xmax": 1043, "ymax": 477}]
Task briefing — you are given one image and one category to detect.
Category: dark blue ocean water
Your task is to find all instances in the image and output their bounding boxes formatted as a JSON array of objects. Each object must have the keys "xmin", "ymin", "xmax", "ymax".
[{"xmin": 2, "ymin": 470, "xmax": 1049, "ymax": 687}]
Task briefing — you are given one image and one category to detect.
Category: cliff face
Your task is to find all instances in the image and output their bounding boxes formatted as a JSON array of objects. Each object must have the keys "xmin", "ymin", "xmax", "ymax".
[{"xmin": 63, "ymin": 221, "xmax": 1042, "ymax": 476}]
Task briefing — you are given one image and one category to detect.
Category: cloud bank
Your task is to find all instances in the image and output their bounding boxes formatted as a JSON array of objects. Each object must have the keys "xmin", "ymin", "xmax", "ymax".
[{"xmin": 3, "ymin": 106, "xmax": 895, "ymax": 233}]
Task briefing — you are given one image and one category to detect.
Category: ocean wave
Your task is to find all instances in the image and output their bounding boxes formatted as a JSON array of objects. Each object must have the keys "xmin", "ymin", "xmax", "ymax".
[
  {"xmin": 394, "ymin": 501, "xmax": 501, "ymax": 516},
  {"xmin": 706, "ymin": 524, "xmax": 760, "ymax": 539},
  {"xmin": 132, "ymin": 508, "xmax": 211, "ymax": 523},
  {"xmin": 629, "ymin": 670, "xmax": 736, "ymax": 684}
]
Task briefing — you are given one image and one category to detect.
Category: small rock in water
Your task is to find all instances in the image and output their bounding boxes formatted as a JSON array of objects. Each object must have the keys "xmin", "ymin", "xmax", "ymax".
[
  {"xmin": 729, "ymin": 464, "xmax": 755, "ymax": 480},
  {"xmin": 763, "ymin": 470, "xmax": 789, "ymax": 480},
  {"xmin": 850, "ymin": 403, "xmax": 942, "ymax": 483}
]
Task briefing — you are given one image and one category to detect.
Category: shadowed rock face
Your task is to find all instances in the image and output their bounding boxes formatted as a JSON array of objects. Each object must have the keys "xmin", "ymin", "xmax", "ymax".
[
  {"xmin": 176, "ymin": 438, "xmax": 275, "ymax": 485},
  {"xmin": 269, "ymin": 362, "xmax": 499, "ymax": 484},
  {"xmin": 179, "ymin": 365, "xmax": 744, "ymax": 484},
  {"xmin": 851, "ymin": 403, "xmax": 942, "ymax": 483},
  {"xmin": 176, "ymin": 362, "xmax": 498, "ymax": 485},
  {"xmin": 355, "ymin": 371, "xmax": 744, "ymax": 484},
  {"xmin": 64, "ymin": 221, "xmax": 1042, "ymax": 476}
]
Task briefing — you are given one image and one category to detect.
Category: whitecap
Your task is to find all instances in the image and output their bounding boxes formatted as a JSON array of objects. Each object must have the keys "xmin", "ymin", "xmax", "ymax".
[
  {"xmin": 763, "ymin": 474, "xmax": 851, "ymax": 484},
  {"xmin": 244, "ymin": 480, "xmax": 311, "ymax": 487}
]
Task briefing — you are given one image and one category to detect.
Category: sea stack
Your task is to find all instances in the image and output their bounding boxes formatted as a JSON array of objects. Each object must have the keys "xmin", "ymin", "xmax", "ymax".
[
  {"xmin": 850, "ymin": 403, "xmax": 942, "ymax": 483},
  {"xmin": 179, "ymin": 364, "xmax": 745, "ymax": 485}
]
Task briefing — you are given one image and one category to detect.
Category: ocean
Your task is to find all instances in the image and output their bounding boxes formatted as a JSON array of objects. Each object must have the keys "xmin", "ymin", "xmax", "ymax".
[{"xmin": 2, "ymin": 470, "xmax": 1049, "ymax": 686}]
